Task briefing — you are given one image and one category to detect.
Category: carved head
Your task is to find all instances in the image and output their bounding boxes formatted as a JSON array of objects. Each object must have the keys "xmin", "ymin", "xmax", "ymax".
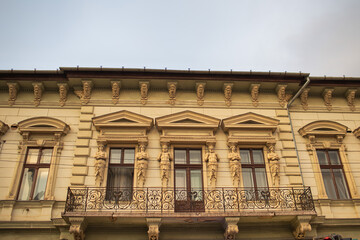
[{"xmin": 161, "ymin": 143, "xmax": 168, "ymax": 153}]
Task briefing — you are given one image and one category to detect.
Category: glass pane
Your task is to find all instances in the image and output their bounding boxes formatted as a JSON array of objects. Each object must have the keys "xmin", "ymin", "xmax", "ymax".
[
  {"xmin": 240, "ymin": 150, "xmax": 251, "ymax": 164},
  {"xmin": 317, "ymin": 150, "xmax": 328, "ymax": 165},
  {"xmin": 328, "ymin": 151, "xmax": 341, "ymax": 165},
  {"xmin": 40, "ymin": 149, "xmax": 53, "ymax": 164},
  {"xmin": 190, "ymin": 170, "xmax": 203, "ymax": 201},
  {"xmin": 18, "ymin": 168, "xmax": 36, "ymax": 200},
  {"xmin": 107, "ymin": 167, "xmax": 134, "ymax": 189},
  {"xmin": 253, "ymin": 150, "xmax": 264, "ymax": 164},
  {"xmin": 26, "ymin": 149, "xmax": 39, "ymax": 164},
  {"xmin": 255, "ymin": 168, "xmax": 268, "ymax": 189},
  {"xmin": 110, "ymin": 149, "xmax": 122, "ymax": 164},
  {"xmin": 175, "ymin": 169, "xmax": 187, "ymax": 189},
  {"xmin": 321, "ymin": 169, "xmax": 337, "ymax": 199},
  {"xmin": 189, "ymin": 150, "xmax": 201, "ymax": 164},
  {"xmin": 333, "ymin": 169, "xmax": 350, "ymax": 199},
  {"xmin": 33, "ymin": 168, "xmax": 49, "ymax": 200},
  {"xmin": 242, "ymin": 168, "xmax": 254, "ymax": 188},
  {"xmin": 175, "ymin": 150, "xmax": 186, "ymax": 164},
  {"xmin": 124, "ymin": 149, "xmax": 135, "ymax": 164}
]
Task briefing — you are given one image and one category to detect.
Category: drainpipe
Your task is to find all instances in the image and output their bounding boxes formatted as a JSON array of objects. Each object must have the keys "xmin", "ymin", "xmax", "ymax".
[{"xmin": 286, "ymin": 76, "xmax": 311, "ymax": 186}]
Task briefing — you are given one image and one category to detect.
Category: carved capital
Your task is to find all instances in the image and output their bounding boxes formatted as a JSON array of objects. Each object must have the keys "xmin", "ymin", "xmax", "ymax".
[
  {"xmin": 139, "ymin": 81, "xmax": 149, "ymax": 105},
  {"xmin": 250, "ymin": 83, "xmax": 260, "ymax": 107},
  {"xmin": 291, "ymin": 216, "xmax": 312, "ymax": 240},
  {"xmin": 346, "ymin": 88, "xmax": 357, "ymax": 111},
  {"xmin": 32, "ymin": 82, "xmax": 44, "ymax": 107},
  {"xmin": 196, "ymin": 82, "xmax": 206, "ymax": 106},
  {"xmin": 146, "ymin": 218, "xmax": 161, "ymax": 240},
  {"xmin": 69, "ymin": 217, "xmax": 87, "ymax": 240},
  {"xmin": 7, "ymin": 82, "xmax": 19, "ymax": 106},
  {"xmin": 57, "ymin": 83, "xmax": 68, "ymax": 107},
  {"xmin": 167, "ymin": 82, "xmax": 177, "ymax": 105},
  {"xmin": 223, "ymin": 217, "xmax": 239, "ymax": 240},
  {"xmin": 111, "ymin": 81, "xmax": 121, "ymax": 104},
  {"xmin": 323, "ymin": 88, "xmax": 334, "ymax": 111},
  {"xmin": 300, "ymin": 88, "xmax": 310, "ymax": 110},
  {"xmin": 223, "ymin": 83, "xmax": 233, "ymax": 107}
]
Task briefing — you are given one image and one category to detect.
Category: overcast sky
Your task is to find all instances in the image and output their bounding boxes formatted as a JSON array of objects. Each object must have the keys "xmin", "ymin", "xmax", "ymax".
[{"xmin": 0, "ymin": 0, "xmax": 359, "ymax": 77}]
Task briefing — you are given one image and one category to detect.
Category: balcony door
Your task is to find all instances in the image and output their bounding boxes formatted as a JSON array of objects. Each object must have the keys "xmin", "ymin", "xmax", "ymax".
[{"xmin": 174, "ymin": 149, "xmax": 204, "ymax": 212}]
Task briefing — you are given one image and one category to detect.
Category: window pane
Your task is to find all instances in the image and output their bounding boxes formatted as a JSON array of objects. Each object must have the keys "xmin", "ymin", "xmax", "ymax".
[
  {"xmin": 242, "ymin": 168, "xmax": 254, "ymax": 188},
  {"xmin": 328, "ymin": 151, "xmax": 341, "ymax": 165},
  {"xmin": 110, "ymin": 149, "xmax": 122, "ymax": 164},
  {"xmin": 108, "ymin": 167, "xmax": 133, "ymax": 189},
  {"xmin": 18, "ymin": 168, "xmax": 36, "ymax": 200},
  {"xmin": 33, "ymin": 168, "xmax": 49, "ymax": 200},
  {"xmin": 175, "ymin": 150, "xmax": 186, "ymax": 164},
  {"xmin": 253, "ymin": 150, "xmax": 264, "ymax": 164},
  {"xmin": 40, "ymin": 149, "xmax": 53, "ymax": 164},
  {"xmin": 317, "ymin": 150, "xmax": 328, "ymax": 165},
  {"xmin": 240, "ymin": 150, "xmax": 251, "ymax": 164},
  {"xmin": 255, "ymin": 168, "xmax": 268, "ymax": 189},
  {"xmin": 26, "ymin": 149, "xmax": 39, "ymax": 164},
  {"xmin": 123, "ymin": 149, "xmax": 135, "ymax": 164},
  {"xmin": 190, "ymin": 170, "xmax": 203, "ymax": 201},
  {"xmin": 175, "ymin": 169, "xmax": 186, "ymax": 189},
  {"xmin": 189, "ymin": 150, "xmax": 201, "ymax": 164},
  {"xmin": 321, "ymin": 169, "xmax": 337, "ymax": 199},
  {"xmin": 333, "ymin": 169, "xmax": 350, "ymax": 199}
]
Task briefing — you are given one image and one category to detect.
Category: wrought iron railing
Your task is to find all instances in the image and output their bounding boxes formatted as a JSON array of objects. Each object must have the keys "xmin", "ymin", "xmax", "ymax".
[{"xmin": 64, "ymin": 187, "xmax": 315, "ymax": 213}]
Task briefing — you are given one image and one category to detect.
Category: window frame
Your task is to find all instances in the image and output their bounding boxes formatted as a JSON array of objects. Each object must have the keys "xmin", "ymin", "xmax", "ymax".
[{"xmin": 240, "ymin": 148, "xmax": 268, "ymax": 190}]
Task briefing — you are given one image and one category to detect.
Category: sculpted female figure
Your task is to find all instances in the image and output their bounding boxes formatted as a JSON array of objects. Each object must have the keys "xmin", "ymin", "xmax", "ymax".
[
  {"xmin": 94, "ymin": 144, "xmax": 107, "ymax": 187},
  {"xmin": 135, "ymin": 143, "xmax": 149, "ymax": 187},
  {"xmin": 204, "ymin": 143, "xmax": 219, "ymax": 188},
  {"xmin": 157, "ymin": 143, "xmax": 172, "ymax": 188},
  {"xmin": 228, "ymin": 143, "xmax": 241, "ymax": 187},
  {"xmin": 267, "ymin": 143, "xmax": 280, "ymax": 187}
]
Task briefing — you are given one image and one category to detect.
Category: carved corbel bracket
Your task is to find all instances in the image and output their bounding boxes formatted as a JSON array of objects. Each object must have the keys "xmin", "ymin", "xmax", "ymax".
[
  {"xmin": 291, "ymin": 216, "xmax": 312, "ymax": 240},
  {"xmin": 223, "ymin": 217, "xmax": 239, "ymax": 240},
  {"xmin": 57, "ymin": 83, "xmax": 68, "ymax": 107},
  {"xmin": 250, "ymin": 83, "xmax": 260, "ymax": 107},
  {"xmin": 300, "ymin": 88, "xmax": 310, "ymax": 110},
  {"xmin": 32, "ymin": 82, "xmax": 44, "ymax": 107},
  {"xmin": 146, "ymin": 218, "xmax": 161, "ymax": 240},
  {"xmin": 346, "ymin": 88, "xmax": 357, "ymax": 111},
  {"xmin": 7, "ymin": 82, "xmax": 19, "ymax": 106},
  {"xmin": 323, "ymin": 88, "xmax": 334, "ymax": 111},
  {"xmin": 276, "ymin": 84, "xmax": 291, "ymax": 108},
  {"xmin": 75, "ymin": 80, "xmax": 93, "ymax": 104},
  {"xmin": 69, "ymin": 217, "xmax": 87, "ymax": 240},
  {"xmin": 94, "ymin": 141, "xmax": 107, "ymax": 187},
  {"xmin": 139, "ymin": 81, "xmax": 149, "ymax": 105},
  {"xmin": 196, "ymin": 82, "xmax": 206, "ymax": 106},
  {"xmin": 111, "ymin": 81, "xmax": 121, "ymax": 104},
  {"xmin": 223, "ymin": 83, "xmax": 233, "ymax": 107},
  {"xmin": 167, "ymin": 82, "xmax": 177, "ymax": 105}
]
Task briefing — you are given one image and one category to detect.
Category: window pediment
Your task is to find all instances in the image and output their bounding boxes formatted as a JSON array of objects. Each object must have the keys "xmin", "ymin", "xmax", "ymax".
[
  {"xmin": 17, "ymin": 117, "xmax": 70, "ymax": 136},
  {"xmin": 298, "ymin": 121, "xmax": 348, "ymax": 139}
]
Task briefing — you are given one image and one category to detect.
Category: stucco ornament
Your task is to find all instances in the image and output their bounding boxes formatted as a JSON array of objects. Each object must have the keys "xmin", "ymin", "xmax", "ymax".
[
  {"xmin": 157, "ymin": 142, "xmax": 172, "ymax": 188},
  {"xmin": 139, "ymin": 81, "xmax": 149, "ymax": 105},
  {"xmin": 196, "ymin": 82, "xmax": 205, "ymax": 106},
  {"xmin": 74, "ymin": 80, "xmax": 93, "ymax": 104},
  {"xmin": 136, "ymin": 142, "xmax": 149, "ymax": 187},
  {"xmin": 323, "ymin": 88, "xmax": 334, "ymax": 111},
  {"xmin": 223, "ymin": 217, "xmax": 239, "ymax": 240},
  {"xmin": 292, "ymin": 216, "xmax": 312, "ymax": 240},
  {"xmin": 146, "ymin": 218, "xmax": 161, "ymax": 240},
  {"xmin": 227, "ymin": 142, "xmax": 241, "ymax": 187},
  {"xmin": 32, "ymin": 82, "xmax": 43, "ymax": 107},
  {"xmin": 7, "ymin": 82, "xmax": 18, "ymax": 106},
  {"xmin": 277, "ymin": 84, "xmax": 291, "ymax": 108},
  {"xmin": 267, "ymin": 142, "xmax": 280, "ymax": 187},
  {"xmin": 250, "ymin": 84, "xmax": 260, "ymax": 107},
  {"xmin": 346, "ymin": 89, "xmax": 357, "ymax": 111},
  {"xmin": 300, "ymin": 88, "xmax": 310, "ymax": 110},
  {"xmin": 69, "ymin": 217, "xmax": 87, "ymax": 240},
  {"xmin": 58, "ymin": 83, "xmax": 68, "ymax": 107},
  {"xmin": 94, "ymin": 143, "xmax": 107, "ymax": 187},
  {"xmin": 205, "ymin": 142, "xmax": 219, "ymax": 188},
  {"xmin": 167, "ymin": 82, "xmax": 177, "ymax": 105},
  {"xmin": 224, "ymin": 83, "xmax": 233, "ymax": 107},
  {"xmin": 111, "ymin": 81, "xmax": 121, "ymax": 104}
]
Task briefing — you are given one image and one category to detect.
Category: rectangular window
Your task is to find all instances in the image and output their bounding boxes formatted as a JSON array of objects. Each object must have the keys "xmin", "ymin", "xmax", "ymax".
[
  {"xmin": 240, "ymin": 149, "xmax": 268, "ymax": 190},
  {"xmin": 317, "ymin": 150, "xmax": 350, "ymax": 199},
  {"xmin": 18, "ymin": 148, "xmax": 53, "ymax": 200}
]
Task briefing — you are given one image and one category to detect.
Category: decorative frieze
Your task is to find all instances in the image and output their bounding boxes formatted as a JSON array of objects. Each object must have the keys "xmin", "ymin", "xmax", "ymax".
[
  {"xmin": 139, "ymin": 81, "xmax": 149, "ymax": 105},
  {"xmin": 323, "ymin": 88, "xmax": 334, "ymax": 111},
  {"xmin": 111, "ymin": 80, "xmax": 121, "ymax": 104},
  {"xmin": 223, "ymin": 83, "xmax": 233, "ymax": 107},
  {"xmin": 58, "ymin": 83, "xmax": 68, "ymax": 107},
  {"xmin": 136, "ymin": 142, "xmax": 149, "ymax": 187},
  {"xmin": 205, "ymin": 142, "xmax": 219, "ymax": 188},
  {"xmin": 196, "ymin": 82, "xmax": 206, "ymax": 106},
  {"xmin": 167, "ymin": 82, "xmax": 177, "ymax": 105},
  {"xmin": 250, "ymin": 84, "xmax": 260, "ymax": 107},
  {"xmin": 300, "ymin": 88, "xmax": 310, "ymax": 110},
  {"xmin": 157, "ymin": 142, "xmax": 172, "ymax": 188},
  {"xmin": 7, "ymin": 82, "xmax": 18, "ymax": 106},
  {"xmin": 32, "ymin": 82, "xmax": 44, "ymax": 107},
  {"xmin": 346, "ymin": 88, "xmax": 357, "ymax": 111}
]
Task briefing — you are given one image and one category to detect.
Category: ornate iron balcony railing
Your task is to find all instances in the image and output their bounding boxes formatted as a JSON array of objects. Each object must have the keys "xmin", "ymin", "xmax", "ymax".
[{"xmin": 64, "ymin": 187, "xmax": 315, "ymax": 214}]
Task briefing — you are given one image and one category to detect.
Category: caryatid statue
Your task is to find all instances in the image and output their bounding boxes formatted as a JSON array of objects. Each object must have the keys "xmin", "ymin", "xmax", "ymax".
[
  {"xmin": 157, "ymin": 143, "xmax": 172, "ymax": 188},
  {"xmin": 204, "ymin": 143, "xmax": 219, "ymax": 188},
  {"xmin": 228, "ymin": 143, "xmax": 241, "ymax": 187},
  {"xmin": 136, "ymin": 142, "xmax": 149, "ymax": 187},
  {"xmin": 267, "ymin": 143, "xmax": 280, "ymax": 187},
  {"xmin": 94, "ymin": 143, "xmax": 107, "ymax": 187}
]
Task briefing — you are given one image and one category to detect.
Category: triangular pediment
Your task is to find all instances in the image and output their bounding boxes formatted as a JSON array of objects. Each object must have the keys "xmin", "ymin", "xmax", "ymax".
[
  {"xmin": 155, "ymin": 110, "xmax": 220, "ymax": 130},
  {"xmin": 92, "ymin": 110, "xmax": 153, "ymax": 130},
  {"xmin": 222, "ymin": 112, "xmax": 279, "ymax": 132},
  {"xmin": 299, "ymin": 120, "xmax": 348, "ymax": 137}
]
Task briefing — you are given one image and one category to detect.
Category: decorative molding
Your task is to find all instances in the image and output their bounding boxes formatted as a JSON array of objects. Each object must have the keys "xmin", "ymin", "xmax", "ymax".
[
  {"xmin": 291, "ymin": 216, "xmax": 312, "ymax": 240},
  {"xmin": 354, "ymin": 127, "xmax": 360, "ymax": 139},
  {"xmin": 223, "ymin": 217, "xmax": 239, "ymax": 240},
  {"xmin": 7, "ymin": 82, "xmax": 18, "ymax": 106},
  {"xmin": 300, "ymin": 88, "xmax": 310, "ymax": 110},
  {"xmin": 57, "ymin": 83, "xmax": 68, "ymax": 107},
  {"xmin": 227, "ymin": 142, "xmax": 241, "ymax": 187},
  {"xmin": 74, "ymin": 80, "xmax": 93, "ymax": 104},
  {"xmin": 298, "ymin": 120, "xmax": 347, "ymax": 140},
  {"xmin": 146, "ymin": 218, "xmax": 161, "ymax": 240},
  {"xmin": 0, "ymin": 120, "xmax": 9, "ymax": 137},
  {"xmin": 139, "ymin": 81, "xmax": 149, "ymax": 105},
  {"xmin": 276, "ymin": 84, "xmax": 291, "ymax": 108},
  {"xmin": 346, "ymin": 88, "xmax": 357, "ymax": 111},
  {"xmin": 205, "ymin": 141, "xmax": 219, "ymax": 188},
  {"xmin": 111, "ymin": 81, "xmax": 121, "ymax": 104},
  {"xmin": 250, "ymin": 84, "xmax": 260, "ymax": 107},
  {"xmin": 196, "ymin": 82, "xmax": 206, "ymax": 106},
  {"xmin": 136, "ymin": 142, "xmax": 149, "ymax": 187},
  {"xmin": 323, "ymin": 88, "xmax": 334, "ymax": 111},
  {"xmin": 223, "ymin": 83, "xmax": 233, "ymax": 107},
  {"xmin": 157, "ymin": 142, "xmax": 172, "ymax": 188},
  {"xmin": 94, "ymin": 142, "xmax": 107, "ymax": 187},
  {"xmin": 32, "ymin": 82, "xmax": 44, "ymax": 107},
  {"xmin": 267, "ymin": 142, "xmax": 280, "ymax": 187},
  {"xmin": 167, "ymin": 82, "xmax": 177, "ymax": 105},
  {"xmin": 69, "ymin": 217, "xmax": 87, "ymax": 240}
]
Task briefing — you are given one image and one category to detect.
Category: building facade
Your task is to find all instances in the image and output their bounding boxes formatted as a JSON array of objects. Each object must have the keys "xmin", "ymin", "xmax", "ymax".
[{"xmin": 0, "ymin": 68, "xmax": 359, "ymax": 240}]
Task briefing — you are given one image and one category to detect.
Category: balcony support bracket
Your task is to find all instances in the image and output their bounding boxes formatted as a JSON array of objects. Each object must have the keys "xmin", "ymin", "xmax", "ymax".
[
  {"xmin": 147, "ymin": 218, "xmax": 162, "ymax": 240},
  {"xmin": 69, "ymin": 217, "xmax": 87, "ymax": 240},
  {"xmin": 291, "ymin": 215, "xmax": 312, "ymax": 240},
  {"xmin": 223, "ymin": 217, "xmax": 239, "ymax": 240}
]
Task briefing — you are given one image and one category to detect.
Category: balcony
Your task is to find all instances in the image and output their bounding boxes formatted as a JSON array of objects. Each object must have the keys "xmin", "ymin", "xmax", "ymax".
[{"xmin": 63, "ymin": 187, "xmax": 316, "ymax": 218}]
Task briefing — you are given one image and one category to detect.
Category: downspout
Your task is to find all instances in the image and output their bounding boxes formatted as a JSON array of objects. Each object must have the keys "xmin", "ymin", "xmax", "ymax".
[{"xmin": 286, "ymin": 76, "xmax": 311, "ymax": 186}]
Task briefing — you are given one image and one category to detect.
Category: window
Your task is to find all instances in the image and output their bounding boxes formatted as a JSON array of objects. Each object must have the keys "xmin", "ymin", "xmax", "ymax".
[
  {"xmin": 18, "ymin": 148, "xmax": 53, "ymax": 200},
  {"xmin": 317, "ymin": 150, "xmax": 350, "ymax": 199},
  {"xmin": 240, "ymin": 149, "xmax": 268, "ymax": 190}
]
